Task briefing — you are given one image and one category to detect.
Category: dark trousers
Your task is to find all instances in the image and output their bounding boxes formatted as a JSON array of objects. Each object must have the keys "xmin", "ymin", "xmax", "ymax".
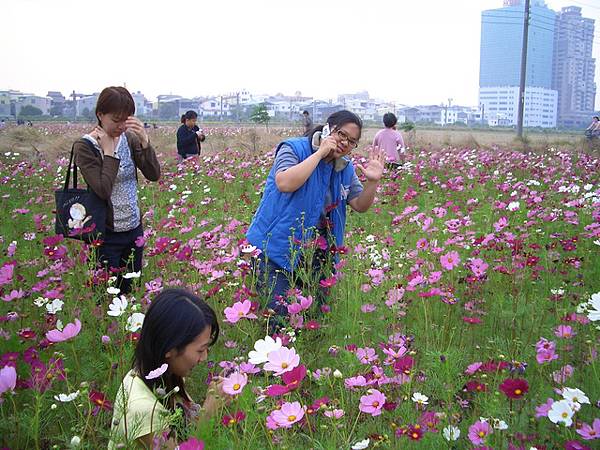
[
  {"xmin": 97, "ymin": 223, "xmax": 143, "ymax": 294},
  {"xmin": 256, "ymin": 249, "xmax": 331, "ymax": 318}
]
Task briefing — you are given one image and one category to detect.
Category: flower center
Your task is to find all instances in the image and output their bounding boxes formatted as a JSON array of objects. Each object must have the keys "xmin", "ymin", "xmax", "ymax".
[
  {"xmin": 562, "ymin": 412, "xmax": 568, "ymax": 418},
  {"xmin": 478, "ymin": 431, "xmax": 485, "ymax": 437},
  {"xmin": 233, "ymin": 383, "xmax": 240, "ymax": 390},
  {"xmin": 287, "ymin": 415, "xmax": 296, "ymax": 422},
  {"xmin": 372, "ymin": 401, "xmax": 379, "ymax": 407},
  {"xmin": 281, "ymin": 362, "xmax": 288, "ymax": 369},
  {"xmin": 228, "ymin": 418, "xmax": 236, "ymax": 425},
  {"xmin": 515, "ymin": 389, "xmax": 522, "ymax": 395}
]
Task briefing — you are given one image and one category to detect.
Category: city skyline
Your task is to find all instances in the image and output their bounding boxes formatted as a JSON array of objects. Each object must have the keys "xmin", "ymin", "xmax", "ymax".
[{"xmin": 2, "ymin": 0, "xmax": 599, "ymax": 109}]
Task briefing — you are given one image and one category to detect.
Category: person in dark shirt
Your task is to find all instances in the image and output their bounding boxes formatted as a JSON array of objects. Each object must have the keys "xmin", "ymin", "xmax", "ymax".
[
  {"xmin": 176, "ymin": 110, "xmax": 205, "ymax": 159},
  {"xmin": 302, "ymin": 110, "xmax": 313, "ymax": 134}
]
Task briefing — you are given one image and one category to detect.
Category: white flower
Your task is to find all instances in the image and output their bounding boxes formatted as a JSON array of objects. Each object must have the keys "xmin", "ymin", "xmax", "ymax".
[
  {"xmin": 46, "ymin": 299, "xmax": 64, "ymax": 314},
  {"xmin": 507, "ymin": 201, "xmax": 520, "ymax": 211},
  {"xmin": 106, "ymin": 286, "xmax": 121, "ymax": 295},
  {"xmin": 411, "ymin": 392, "xmax": 429, "ymax": 405},
  {"xmin": 126, "ymin": 313, "xmax": 145, "ymax": 332},
  {"xmin": 492, "ymin": 418, "xmax": 508, "ymax": 430},
  {"xmin": 70, "ymin": 435, "xmax": 81, "ymax": 447},
  {"xmin": 107, "ymin": 296, "xmax": 128, "ymax": 317},
  {"xmin": 547, "ymin": 399, "xmax": 574, "ymax": 426},
  {"xmin": 240, "ymin": 244, "xmax": 257, "ymax": 254},
  {"xmin": 561, "ymin": 387, "xmax": 590, "ymax": 406},
  {"xmin": 248, "ymin": 335, "xmax": 282, "ymax": 365},
  {"xmin": 333, "ymin": 369, "xmax": 343, "ymax": 378},
  {"xmin": 351, "ymin": 438, "xmax": 370, "ymax": 450},
  {"xmin": 54, "ymin": 390, "xmax": 80, "ymax": 402},
  {"xmin": 550, "ymin": 288, "xmax": 564, "ymax": 296},
  {"xmin": 593, "ymin": 239, "xmax": 600, "ymax": 246},
  {"xmin": 33, "ymin": 296, "xmax": 49, "ymax": 307},
  {"xmin": 576, "ymin": 302, "xmax": 589, "ymax": 314},
  {"xmin": 442, "ymin": 425, "xmax": 460, "ymax": 441},
  {"xmin": 123, "ymin": 271, "xmax": 141, "ymax": 279},
  {"xmin": 587, "ymin": 292, "xmax": 600, "ymax": 322}
]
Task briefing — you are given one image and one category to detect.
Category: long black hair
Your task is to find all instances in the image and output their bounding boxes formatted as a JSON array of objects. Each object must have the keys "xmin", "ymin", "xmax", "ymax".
[
  {"xmin": 181, "ymin": 110, "xmax": 198, "ymax": 124},
  {"xmin": 133, "ymin": 288, "xmax": 219, "ymax": 405},
  {"xmin": 305, "ymin": 109, "xmax": 363, "ymax": 140}
]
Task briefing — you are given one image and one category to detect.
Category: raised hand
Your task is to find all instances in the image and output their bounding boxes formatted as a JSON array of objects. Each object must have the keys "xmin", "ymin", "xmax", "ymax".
[
  {"xmin": 125, "ymin": 116, "xmax": 149, "ymax": 148},
  {"xmin": 355, "ymin": 145, "xmax": 386, "ymax": 182}
]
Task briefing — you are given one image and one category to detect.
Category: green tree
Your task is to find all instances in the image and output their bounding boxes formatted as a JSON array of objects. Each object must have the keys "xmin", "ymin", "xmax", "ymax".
[
  {"xmin": 250, "ymin": 103, "xmax": 270, "ymax": 130},
  {"xmin": 19, "ymin": 105, "xmax": 43, "ymax": 116}
]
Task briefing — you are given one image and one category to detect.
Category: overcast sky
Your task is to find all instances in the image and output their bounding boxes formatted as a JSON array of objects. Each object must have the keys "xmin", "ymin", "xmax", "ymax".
[{"xmin": 2, "ymin": 0, "xmax": 599, "ymax": 107}]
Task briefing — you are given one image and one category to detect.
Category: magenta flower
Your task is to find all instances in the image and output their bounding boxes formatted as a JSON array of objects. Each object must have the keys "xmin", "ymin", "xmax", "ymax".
[
  {"xmin": 222, "ymin": 371, "xmax": 248, "ymax": 396},
  {"xmin": 536, "ymin": 349, "xmax": 559, "ymax": 364},
  {"xmin": 359, "ymin": 389, "xmax": 386, "ymax": 416},
  {"xmin": 269, "ymin": 401, "xmax": 305, "ymax": 428},
  {"xmin": 0, "ymin": 365, "xmax": 17, "ymax": 395},
  {"xmin": 178, "ymin": 437, "xmax": 205, "ymax": 450},
  {"xmin": 1, "ymin": 289, "xmax": 25, "ymax": 302},
  {"xmin": 263, "ymin": 347, "xmax": 300, "ymax": 376},
  {"xmin": 468, "ymin": 420, "xmax": 492, "ymax": 445},
  {"xmin": 577, "ymin": 418, "xmax": 600, "ymax": 440},
  {"xmin": 499, "ymin": 378, "xmax": 529, "ymax": 399},
  {"xmin": 440, "ymin": 251, "xmax": 460, "ymax": 271},
  {"xmin": 223, "ymin": 300, "xmax": 257, "ymax": 324},
  {"xmin": 46, "ymin": 319, "xmax": 82, "ymax": 343},
  {"xmin": 344, "ymin": 375, "xmax": 368, "ymax": 390}
]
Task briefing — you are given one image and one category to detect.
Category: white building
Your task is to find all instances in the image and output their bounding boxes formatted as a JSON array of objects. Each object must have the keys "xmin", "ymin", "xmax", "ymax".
[
  {"xmin": 76, "ymin": 94, "xmax": 99, "ymax": 117},
  {"xmin": 131, "ymin": 91, "xmax": 151, "ymax": 117},
  {"xmin": 199, "ymin": 98, "xmax": 231, "ymax": 118},
  {"xmin": 479, "ymin": 86, "xmax": 558, "ymax": 128},
  {"xmin": 16, "ymin": 95, "xmax": 52, "ymax": 115}
]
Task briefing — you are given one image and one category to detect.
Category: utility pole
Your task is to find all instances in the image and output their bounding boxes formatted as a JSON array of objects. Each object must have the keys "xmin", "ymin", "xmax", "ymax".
[{"xmin": 516, "ymin": 0, "xmax": 530, "ymax": 138}]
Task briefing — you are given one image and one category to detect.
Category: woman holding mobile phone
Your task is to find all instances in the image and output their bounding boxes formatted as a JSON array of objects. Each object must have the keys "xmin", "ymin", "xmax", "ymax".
[
  {"xmin": 246, "ymin": 110, "xmax": 386, "ymax": 327},
  {"xmin": 177, "ymin": 110, "xmax": 205, "ymax": 160},
  {"xmin": 73, "ymin": 86, "xmax": 161, "ymax": 293}
]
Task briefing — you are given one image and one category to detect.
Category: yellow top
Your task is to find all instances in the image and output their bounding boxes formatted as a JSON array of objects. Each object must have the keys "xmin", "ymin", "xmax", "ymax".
[{"xmin": 107, "ymin": 370, "xmax": 171, "ymax": 449}]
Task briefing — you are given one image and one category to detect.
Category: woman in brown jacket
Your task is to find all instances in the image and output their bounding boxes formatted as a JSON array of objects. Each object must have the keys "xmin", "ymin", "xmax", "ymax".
[{"xmin": 74, "ymin": 86, "xmax": 161, "ymax": 294}]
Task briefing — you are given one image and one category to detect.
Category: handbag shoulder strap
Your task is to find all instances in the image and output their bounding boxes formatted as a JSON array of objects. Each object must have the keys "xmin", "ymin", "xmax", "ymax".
[{"xmin": 64, "ymin": 139, "xmax": 101, "ymax": 191}]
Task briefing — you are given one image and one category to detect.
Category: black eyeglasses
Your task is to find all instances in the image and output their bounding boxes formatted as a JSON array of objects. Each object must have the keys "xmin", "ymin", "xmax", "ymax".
[{"xmin": 335, "ymin": 129, "xmax": 359, "ymax": 148}]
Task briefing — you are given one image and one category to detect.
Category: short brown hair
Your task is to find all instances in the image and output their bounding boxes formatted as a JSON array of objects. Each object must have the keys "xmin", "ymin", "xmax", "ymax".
[{"xmin": 95, "ymin": 86, "xmax": 135, "ymax": 121}]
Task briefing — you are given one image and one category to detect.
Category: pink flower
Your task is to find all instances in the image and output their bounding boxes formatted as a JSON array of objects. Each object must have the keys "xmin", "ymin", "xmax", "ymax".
[
  {"xmin": 222, "ymin": 371, "xmax": 248, "ymax": 396},
  {"xmin": 440, "ymin": 251, "xmax": 460, "ymax": 271},
  {"xmin": 535, "ymin": 398, "xmax": 554, "ymax": 418},
  {"xmin": 263, "ymin": 347, "xmax": 300, "ymax": 376},
  {"xmin": 577, "ymin": 418, "xmax": 600, "ymax": 440},
  {"xmin": 0, "ymin": 365, "xmax": 17, "ymax": 395},
  {"xmin": 1, "ymin": 289, "xmax": 25, "ymax": 302},
  {"xmin": 324, "ymin": 408, "xmax": 345, "ymax": 419},
  {"xmin": 223, "ymin": 300, "xmax": 257, "ymax": 324},
  {"xmin": 46, "ymin": 319, "xmax": 82, "ymax": 343},
  {"xmin": 344, "ymin": 375, "xmax": 367, "ymax": 390},
  {"xmin": 356, "ymin": 347, "xmax": 378, "ymax": 364},
  {"xmin": 468, "ymin": 420, "xmax": 492, "ymax": 445},
  {"xmin": 465, "ymin": 362, "xmax": 483, "ymax": 375},
  {"xmin": 266, "ymin": 365, "xmax": 307, "ymax": 396},
  {"xmin": 361, "ymin": 304, "xmax": 376, "ymax": 313},
  {"xmin": 269, "ymin": 401, "xmax": 305, "ymax": 428},
  {"xmin": 145, "ymin": 363, "xmax": 168, "ymax": 380},
  {"xmin": 554, "ymin": 325, "xmax": 576, "ymax": 339},
  {"xmin": 359, "ymin": 389, "xmax": 386, "ymax": 416},
  {"xmin": 0, "ymin": 263, "xmax": 15, "ymax": 286},
  {"xmin": 536, "ymin": 349, "xmax": 559, "ymax": 364},
  {"xmin": 469, "ymin": 258, "xmax": 489, "ymax": 277},
  {"xmin": 493, "ymin": 216, "xmax": 508, "ymax": 232}
]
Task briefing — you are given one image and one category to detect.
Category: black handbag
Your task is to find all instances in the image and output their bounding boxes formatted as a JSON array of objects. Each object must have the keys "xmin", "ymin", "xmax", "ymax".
[{"xmin": 55, "ymin": 140, "xmax": 107, "ymax": 243}]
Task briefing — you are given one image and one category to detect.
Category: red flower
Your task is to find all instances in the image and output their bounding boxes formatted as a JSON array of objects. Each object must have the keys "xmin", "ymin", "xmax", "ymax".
[
  {"xmin": 305, "ymin": 320, "xmax": 320, "ymax": 330},
  {"xmin": 462, "ymin": 316, "xmax": 482, "ymax": 324},
  {"xmin": 222, "ymin": 410, "xmax": 246, "ymax": 427},
  {"xmin": 407, "ymin": 424, "xmax": 424, "ymax": 440},
  {"xmin": 465, "ymin": 380, "xmax": 487, "ymax": 393},
  {"xmin": 393, "ymin": 356, "xmax": 414, "ymax": 375},
  {"xmin": 319, "ymin": 277, "xmax": 337, "ymax": 288},
  {"xmin": 499, "ymin": 378, "xmax": 529, "ymax": 399},
  {"xmin": 266, "ymin": 365, "xmax": 307, "ymax": 397},
  {"xmin": 89, "ymin": 390, "xmax": 113, "ymax": 414}
]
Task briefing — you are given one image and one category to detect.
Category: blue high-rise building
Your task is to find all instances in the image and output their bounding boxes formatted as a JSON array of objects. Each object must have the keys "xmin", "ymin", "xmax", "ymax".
[
  {"xmin": 480, "ymin": 1, "xmax": 555, "ymax": 88},
  {"xmin": 479, "ymin": 1, "xmax": 558, "ymax": 128}
]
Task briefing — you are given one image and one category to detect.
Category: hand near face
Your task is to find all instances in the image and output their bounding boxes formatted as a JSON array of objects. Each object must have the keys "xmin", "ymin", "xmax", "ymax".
[
  {"xmin": 125, "ymin": 116, "xmax": 149, "ymax": 148},
  {"xmin": 355, "ymin": 145, "xmax": 386, "ymax": 182},
  {"xmin": 91, "ymin": 126, "xmax": 116, "ymax": 156}
]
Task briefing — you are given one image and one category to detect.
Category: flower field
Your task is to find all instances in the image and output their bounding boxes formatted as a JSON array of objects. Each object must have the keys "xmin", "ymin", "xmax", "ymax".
[{"xmin": 0, "ymin": 124, "xmax": 599, "ymax": 449}]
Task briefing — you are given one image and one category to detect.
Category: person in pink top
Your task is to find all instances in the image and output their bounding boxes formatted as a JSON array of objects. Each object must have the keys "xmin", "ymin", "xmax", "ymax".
[{"xmin": 373, "ymin": 113, "xmax": 405, "ymax": 163}]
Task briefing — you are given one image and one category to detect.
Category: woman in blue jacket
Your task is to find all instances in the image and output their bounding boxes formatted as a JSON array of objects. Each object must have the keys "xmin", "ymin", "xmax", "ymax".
[
  {"xmin": 176, "ymin": 110, "xmax": 205, "ymax": 159},
  {"xmin": 246, "ymin": 110, "xmax": 385, "ymax": 325}
]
